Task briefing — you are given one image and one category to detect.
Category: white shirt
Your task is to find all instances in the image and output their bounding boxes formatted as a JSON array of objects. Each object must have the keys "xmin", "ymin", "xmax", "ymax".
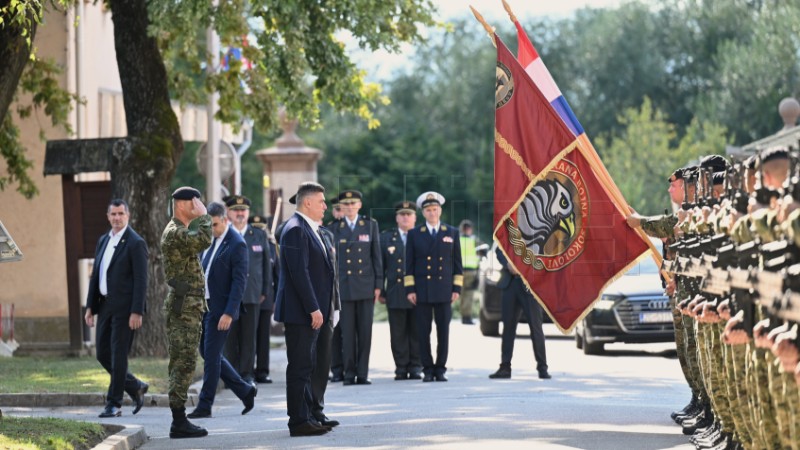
[
  {"xmin": 426, "ymin": 221, "xmax": 440, "ymax": 236},
  {"xmin": 202, "ymin": 224, "xmax": 230, "ymax": 300},
  {"xmin": 99, "ymin": 226, "xmax": 127, "ymax": 296},
  {"xmin": 296, "ymin": 211, "xmax": 327, "ymax": 256},
  {"xmin": 233, "ymin": 224, "xmax": 247, "ymax": 236},
  {"xmin": 345, "ymin": 216, "xmax": 358, "ymax": 230}
]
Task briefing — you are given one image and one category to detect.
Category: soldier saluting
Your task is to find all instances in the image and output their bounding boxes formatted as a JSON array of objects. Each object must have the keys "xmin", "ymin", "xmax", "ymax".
[{"xmin": 160, "ymin": 187, "xmax": 212, "ymax": 439}]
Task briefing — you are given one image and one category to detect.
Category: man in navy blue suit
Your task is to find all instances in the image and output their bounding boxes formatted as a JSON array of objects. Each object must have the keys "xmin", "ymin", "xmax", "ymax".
[
  {"xmin": 275, "ymin": 182, "xmax": 336, "ymax": 437},
  {"xmin": 187, "ymin": 202, "xmax": 257, "ymax": 419},
  {"xmin": 405, "ymin": 191, "xmax": 463, "ymax": 382},
  {"xmin": 85, "ymin": 198, "xmax": 149, "ymax": 418}
]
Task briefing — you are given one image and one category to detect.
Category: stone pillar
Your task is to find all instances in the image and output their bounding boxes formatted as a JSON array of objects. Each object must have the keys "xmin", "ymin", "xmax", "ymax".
[{"xmin": 255, "ymin": 109, "xmax": 322, "ymax": 223}]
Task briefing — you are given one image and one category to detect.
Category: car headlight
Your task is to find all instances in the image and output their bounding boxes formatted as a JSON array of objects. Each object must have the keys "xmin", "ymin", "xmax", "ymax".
[{"xmin": 593, "ymin": 295, "xmax": 620, "ymax": 310}]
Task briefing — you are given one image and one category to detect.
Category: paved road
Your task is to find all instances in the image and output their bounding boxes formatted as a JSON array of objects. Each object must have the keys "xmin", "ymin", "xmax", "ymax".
[{"xmin": 6, "ymin": 321, "xmax": 694, "ymax": 449}]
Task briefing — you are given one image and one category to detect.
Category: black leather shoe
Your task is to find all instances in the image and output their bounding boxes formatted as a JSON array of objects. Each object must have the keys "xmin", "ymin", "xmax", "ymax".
[
  {"xmin": 314, "ymin": 415, "xmax": 340, "ymax": 428},
  {"xmin": 255, "ymin": 375, "xmax": 273, "ymax": 384},
  {"xmin": 394, "ymin": 373, "xmax": 408, "ymax": 380},
  {"xmin": 187, "ymin": 408, "xmax": 211, "ymax": 419},
  {"xmin": 289, "ymin": 422, "xmax": 329, "ymax": 437},
  {"xmin": 99, "ymin": 404, "xmax": 121, "ymax": 418},
  {"xmin": 356, "ymin": 377, "xmax": 372, "ymax": 385},
  {"xmin": 331, "ymin": 374, "xmax": 344, "ymax": 382},
  {"xmin": 489, "ymin": 366, "xmax": 511, "ymax": 379},
  {"xmin": 170, "ymin": 420, "xmax": 208, "ymax": 438},
  {"xmin": 131, "ymin": 383, "xmax": 149, "ymax": 415},
  {"xmin": 242, "ymin": 385, "xmax": 257, "ymax": 415},
  {"xmin": 408, "ymin": 372, "xmax": 423, "ymax": 380},
  {"xmin": 343, "ymin": 379, "xmax": 356, "ymax": 386},
  {"xmin": 538, "ymin": 371, "xmax": 552, "ymax": 379},
  {"xmin": 434, "ymin": 373, "xmax": 448, "ymax": 382},
  {"xmin": 462, "ymin": 316, "xmax": 474, "ymax": 324},
  {"xmin": 422, "ymin": 374, "xmax": 434, "ymax": 382}
]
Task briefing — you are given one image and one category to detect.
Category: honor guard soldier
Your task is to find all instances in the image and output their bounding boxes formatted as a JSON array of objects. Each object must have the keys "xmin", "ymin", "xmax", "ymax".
[
  {"xmin": 331, "ymin": 189, "xmax": 383, "ymax": 385},
  {"xmin": 379, "ymin": 201, "xmax": 423, "ymax": 380},
  {"xmin": 405, "ymin": 191, "xmax": 463, "ymax": 382},
  {"xmin": 160, "ymin": 186, "xmax": 211, "ymax": 439}
]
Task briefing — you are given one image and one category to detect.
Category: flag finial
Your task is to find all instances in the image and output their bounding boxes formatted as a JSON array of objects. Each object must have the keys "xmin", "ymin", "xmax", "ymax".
[
  {"xmin": 501, "ymin": 0, "xmax": 517, "ymax": 23},
  {"xmin": 469, "ymin": 6, "xmax": 497, "ymax": 48}
]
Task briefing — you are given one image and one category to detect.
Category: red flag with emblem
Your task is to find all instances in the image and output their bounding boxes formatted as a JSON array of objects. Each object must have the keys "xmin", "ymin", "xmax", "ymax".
[{"xmin": 493, "ymin": 34, "xmax": 649, "ymax": 333}]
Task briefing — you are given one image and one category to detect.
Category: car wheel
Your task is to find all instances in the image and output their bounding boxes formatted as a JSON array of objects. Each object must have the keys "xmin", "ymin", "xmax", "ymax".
[
  {"xmin": 479, "ymin": 308, "xmax": 499, "ymax": 337},
  {"xmin": 582, "ymin": 327, "xmax": 604, "ymax": 355}
]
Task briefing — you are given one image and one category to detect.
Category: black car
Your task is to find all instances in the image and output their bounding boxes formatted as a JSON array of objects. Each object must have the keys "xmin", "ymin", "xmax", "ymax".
[{"xmin": 575, "ymin": 246, "xmax": 674, "ymax": 355}]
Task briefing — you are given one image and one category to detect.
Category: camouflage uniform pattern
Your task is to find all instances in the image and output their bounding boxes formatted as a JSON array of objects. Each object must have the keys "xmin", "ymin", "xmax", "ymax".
[{"xmin": 160, "ymin": 215, "xmax": 212, "ymax": 409}]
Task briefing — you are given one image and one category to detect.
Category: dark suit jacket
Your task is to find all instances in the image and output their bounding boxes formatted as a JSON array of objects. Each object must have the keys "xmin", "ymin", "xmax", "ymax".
[
  {"xmin": 380, "ymin": 228, "xmax": 411, "ymax": 309},
  {"xmin": 330, "ymin": 215, "xmax": 383, "ymax": 301},
  {"xmin": 319, "ymin": 227, "xmax": 342, "ymax": 316},
  {"xmin": 495, "ymin": 247, "xmax": 515, "ymax": 290},
  {"xmin": 274, "ymin": 213, "xmax": 335, "ymax": 325},
  {"xmin": 404, "ymin": 222, "xmax": 463, "ymax": 303},
  {"xmin": 86, "ymin": 227, "xmax": 148, "ymax": 315},
  {"xmin": 260, "ymin": 235, "xmax": 279, "ymax": 311},
  {"xmin": 204, "ymin": 227, "xmax": 248, "ymax": 320},
  {"xmin": 239, "ymin": 225, "xmax": 273, "ymax": 309}
]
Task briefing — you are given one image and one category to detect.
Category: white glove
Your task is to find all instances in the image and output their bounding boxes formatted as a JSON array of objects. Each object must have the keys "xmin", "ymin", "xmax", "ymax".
[{"xmin": 332, "ymin": 309, "xmax": 340, "ymax": 328}]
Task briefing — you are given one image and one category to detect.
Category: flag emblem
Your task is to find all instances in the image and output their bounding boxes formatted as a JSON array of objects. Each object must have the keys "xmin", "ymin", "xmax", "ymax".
[{"xmin": 495, "ymin": 62, "xmax": 514, "ymax": 109}]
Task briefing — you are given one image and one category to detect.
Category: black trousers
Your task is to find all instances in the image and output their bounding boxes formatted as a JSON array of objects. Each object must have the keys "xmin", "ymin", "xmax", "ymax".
[
  {"xmin": 310, "ymin": 319, "xmax": 333, "ymax": 419},
  {"xmin": 330, "ymin": 324, "xmax": 343, "ymax": 378},
  {"xmin": 255, "ymin": 308, "xmax": 272, "ymax": 378},
  {"xmin": 340, "ymin": 299, "xmax": 374, "ymax": 380},
  {"xmin": 387, "ymin": 307, "xmax": 421, "ymax": 376},
  {"xmin": 284, "ymin": 323, "xmax": 319, "ymax": 428},
  {"xmin": 224, "ymin": 303, "xmax": 259, "ymax": 382},
  {"xmin": 500, "ymin": 276, "xmax": 548, "ymax": 373},
  {"xmin": 415, "ymin": 302, "xmax": 451, "ymax": 376},
  {"xmin": 95, "ymin": 309, "xmax": 143, "ymax": 407}
]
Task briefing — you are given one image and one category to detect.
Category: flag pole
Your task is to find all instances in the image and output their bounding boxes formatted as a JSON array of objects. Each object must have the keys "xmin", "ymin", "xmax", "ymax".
[
  {"xmin": 501, "ymin": 0, "xmax": 517, "ymax": 22},
  {"xmin": 469, "ymin": 6, "xmax": 497, "ymax": 48}
]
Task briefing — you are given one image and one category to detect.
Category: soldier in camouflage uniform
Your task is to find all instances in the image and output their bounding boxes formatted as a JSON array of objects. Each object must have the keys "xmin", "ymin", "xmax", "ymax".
[{"xmin": 160, "ymin": 187, "xmax": 212, "ymax": 439}]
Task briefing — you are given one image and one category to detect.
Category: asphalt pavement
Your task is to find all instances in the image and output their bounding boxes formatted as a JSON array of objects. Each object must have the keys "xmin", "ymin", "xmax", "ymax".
[{"xmin": 3, "ymin": 321, "xmax": 695, "ymax": 450}]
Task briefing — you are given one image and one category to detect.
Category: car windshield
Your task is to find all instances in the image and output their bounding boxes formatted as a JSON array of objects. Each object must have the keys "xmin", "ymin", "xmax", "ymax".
[{"xmin": 625, "ymin": 255, "xmax": 660, "ymax": 275}]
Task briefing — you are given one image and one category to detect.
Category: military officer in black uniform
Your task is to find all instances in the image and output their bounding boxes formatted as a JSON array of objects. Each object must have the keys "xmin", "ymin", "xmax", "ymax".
[
  {"xmin": 405, "ymin": 191, "xmax": 463, "ymax": 382},
  {"xmin": 380, "ymin": 201, "xmax": 423, "ymax": 380},
  {"xmin": 331, "ymin": 189, "xmax": 383, "ymax": 385}
]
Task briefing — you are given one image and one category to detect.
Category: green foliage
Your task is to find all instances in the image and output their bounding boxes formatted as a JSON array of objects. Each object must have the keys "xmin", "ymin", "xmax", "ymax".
[
  {"xmin": 597, "ymin": 98, "xmax": 729, "ymax": 215},
  {"xmin": 0, "ymin": 115, "xmax": 36, "ymax": 197},
  {"xmin": 0, "ymin": 416, "xmax": 106, "ymax": 450}
]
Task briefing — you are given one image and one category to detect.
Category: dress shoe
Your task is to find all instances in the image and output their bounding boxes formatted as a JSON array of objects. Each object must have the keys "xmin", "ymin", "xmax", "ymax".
[
  {"xmin": 342, "ymin": 379, "xmax": 356, "ymax": 386},
  {"xmin": 131, "ymin": 382, "xmax": 149, "ymax": 415},
  {"xmin": 98, "ymin": 404, "xmax": 121, "ymax": 418},
  {"xmin": 462, "ymin": 316, "xmax": 474, "ymax": 325},
  {"xmin": 538, "ymin": 371, "xmax": 552, "ymax": 379},
  {"xmin": 422, "ymin": 374, "xmax": 435, "ymax": 382},
  {"xmin": 355, "ymin": 377, "xmax": 372, "ymax": 385},
  {"xmin": 408, "ymin": 372, "xmax": 423, "ymax": 380},
  {"xmin": 187, "ymin": 408, "xmax": 211, "ymax": 419},
  {"xmin": 489, "ymin": 365, "xmax": 511, "ymax": 379},
  {"xmin": 331, "ymin": 374, "xmax": 344, "ymax": 383},
  {"xmin": 255, "ymin": 375, "xmax": 273, "ymax": 384},
  {"xmin": 289, "ymin": 422, "xmax": 329, "ymax": 437},
  {"xmin": 394, "ymin": 373, "xmax": 408, "ymax": 380},
  {"xmin": 314, "ymin": 415, "xmax": 340, "ymax": 428},
  {"xmin": 241, "ymin": 385, "xmax": 257, "ymax": 415},
  {"xmin": 434, "ymin": 373, "xmax": 448, "ymax": 382}
]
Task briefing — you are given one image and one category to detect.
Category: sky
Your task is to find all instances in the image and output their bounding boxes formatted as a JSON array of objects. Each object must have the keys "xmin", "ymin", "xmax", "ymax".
[{"xmin": 348, "ymin": 0, "xmax": 626, "ymax": 81}]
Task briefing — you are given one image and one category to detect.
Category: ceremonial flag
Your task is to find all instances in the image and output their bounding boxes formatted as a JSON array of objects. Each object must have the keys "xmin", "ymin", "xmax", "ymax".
[{"xmin": 494, "ymin": 34, "xmax": 649, "ymax": 332}]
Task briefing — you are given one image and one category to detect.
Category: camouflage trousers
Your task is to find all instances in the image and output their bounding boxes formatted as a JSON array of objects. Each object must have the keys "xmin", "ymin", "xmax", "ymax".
[
  {"xmin": 697, "ymin": 322, "xmax": 735, "ymax": 434},
  {"xmin": 766, "ymin": 351, "xmax": 795, "ymax": 450},
  {"xmin": 670, "ymin": 294, "xmax": 695, "ymax": 395},
  {"xmin": 749, "ymin": 345, "xmax": 782, "ymax": 449},
  {"xmin": 682, "ymin": 315, "xmax": 707, "ymax": 400},
  {"xmin": 166, "ymin": 300, "xmax": 204, "ymax": 409},
  {"xmin": 724, "ymin": 343, "xmax": 755, "ymax": 448}
]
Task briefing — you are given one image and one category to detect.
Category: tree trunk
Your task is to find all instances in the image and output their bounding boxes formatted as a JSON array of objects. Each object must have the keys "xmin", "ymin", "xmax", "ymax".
[
  {"xmin": 108, "ymin": 0, "xmax": 184, "ymax": 357},
  {"xmin": 0, "ymin": 0, "xmax": 37, "ymax": 126}
]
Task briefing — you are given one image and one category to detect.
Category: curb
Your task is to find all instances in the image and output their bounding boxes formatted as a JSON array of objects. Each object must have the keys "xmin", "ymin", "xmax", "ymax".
[
  {"xmin": 0, "ymin": 392, "xmax": 198, "ymax": 408},
  {"xmin": 95, "ymin": 424, "xmax": 148, "ymax": 450}
]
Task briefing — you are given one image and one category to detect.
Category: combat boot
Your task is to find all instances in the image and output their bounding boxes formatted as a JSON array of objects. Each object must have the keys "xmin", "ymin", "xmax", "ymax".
[
  {"xmin": 170, "ymin": 406, "xmax": 208, "ymax": 439},
  {"xmin": 681, "ymin": 405, "xmax": 713, "ymax": 435},
  {"xmin": 489, "ymin": 363, "xmax": 511, "ymax": 379},
  {"xmin": 671, "ymin": 393, "xmax": 699, "ymax": 423}
]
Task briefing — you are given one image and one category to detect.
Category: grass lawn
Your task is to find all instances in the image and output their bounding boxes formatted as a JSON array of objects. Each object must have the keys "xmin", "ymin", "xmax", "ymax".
[
  {"xmin": 0, "ymin": 356, "xmax": 201, "ymax": 394},
  {"xmin": 0, "ymin": 416, "xmax": 108, "ymax": 450}
]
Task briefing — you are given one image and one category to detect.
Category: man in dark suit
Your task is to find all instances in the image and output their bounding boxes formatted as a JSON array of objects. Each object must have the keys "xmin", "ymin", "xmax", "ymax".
[
  {"xmin": 330, "ymin": 189, "xmax": 382, "ymax": 385},
  {"xmin": 249, "ymin": 214, "xmax": 279, "ymax": 384},
  {"xmin": 488, "ymin": 247, "xmax": 550, "ymax": 380},
  {"xmin": 85, "ymin": 198, "xmax": 149, "ymax": 418},
  {"xmin": 405, "ymin": 191, "xmax": 463, "ymax": 382},
  {"xmin": 380, "ymin": 201, "xmax": 422, "ymax": 380},
  {"xmin": 275, "ymin": 182, "xmax": 337, "ymax": 437},
  {"xmin": 187, "ymin": 202, "xmax": 257, "ymax": 419},
  {"xmin": 223, "ymin": 195, "xmax": 273, "ymax": 384}
]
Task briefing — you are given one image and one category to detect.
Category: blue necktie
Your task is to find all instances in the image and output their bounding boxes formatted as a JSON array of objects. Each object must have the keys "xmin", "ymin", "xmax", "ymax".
[
  {"xmin": 202, "ymin": 238, "xmax": 217, "ymax": 273},
  {"xmin": 431, "ymin": 228, "xmax": 437, "ymax": 238}
]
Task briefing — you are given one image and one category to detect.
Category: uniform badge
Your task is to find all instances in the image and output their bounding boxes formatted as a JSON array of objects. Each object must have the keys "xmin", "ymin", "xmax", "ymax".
[
  {"xmin": 359, "ymin": 234, "xmax": 370, "ymax": 242},
  {"xmin": 359, "ymin": 220, "xmax": 365, "ymax": 226},
  {"xmin": 421, "ymin": 226, "xmax": 427, "ymax": 233},
  {"xmin": 441, "ymin": 225, "xmax": 447, "ymax": 231},
  {"xmin": 340, "ymin": 239, "xmax": 347, "ymax": 243},
  {"xmin": 252, "ymin": 245, "xmax": 263, "ymax": 252},
  {"xmin": 339, "ymin": 222, "xmax": 345, "ymax": 228},
  {"xmin": 443, "ymin": 236, "xmax": 453, "ymax": 243},
  {"xmin": 388, "ymin": 246, "xmax": 396, "ymax": 255}
]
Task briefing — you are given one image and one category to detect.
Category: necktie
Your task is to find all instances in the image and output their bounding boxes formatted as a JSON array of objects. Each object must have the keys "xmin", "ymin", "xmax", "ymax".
[
  {"xmin": 202, "ymin": 237, "xmax": 217, "ymax": 272},
  {"xmin": 349, "ymin": 221, "xmax": 355, "ymax": 231},
  {"xmin": 317, "ymin": 229, "xmax": 329, "ymax": 257},
  {"xmin": 401, "ymin": 232, "xmax": 407, "ymax": 246},
  {"xmin": 431, "ymin": 228, "xmax": 437, "ymax": 238}
]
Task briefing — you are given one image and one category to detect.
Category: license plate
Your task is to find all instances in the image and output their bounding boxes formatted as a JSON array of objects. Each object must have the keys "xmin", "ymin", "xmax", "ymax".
[{"xmin": 639, "ymin": 312, "xmax": 672, "ymax": 323}]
